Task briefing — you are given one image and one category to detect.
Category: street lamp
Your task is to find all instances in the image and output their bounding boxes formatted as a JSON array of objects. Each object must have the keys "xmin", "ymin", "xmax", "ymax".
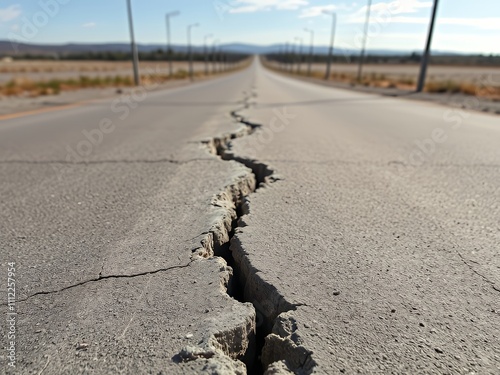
[
  {"xmin": 295, "ymin": 37, "xmax": 303, "ymax": 74},
  {"xmin": 304, "ymin": 28, "xmax": 314, "ymax": 76},
  {"xmin": 165, "ymin": 11, "xmax": 180, "ymax": 78},
  {"xmin": 204, "ymin": 34, "xmax": 213, "ymax": 75},
  {"xmin": 357, "ymin": 0, "xmax": 372, "ymax": 82},
  {"xmin": 187, "ymin": 23, "xmax": 199, "ymax": 80},
  {"xmin": 126, "ymin": 0, "xmax": 140, "ymax": 86},
  {"xmin": 323, "ymin": 10, "xmax": 337, "ymax": 80},
  {"xmin": 417, "ymin": 0, "xmax": 439, "ymax": 92}
]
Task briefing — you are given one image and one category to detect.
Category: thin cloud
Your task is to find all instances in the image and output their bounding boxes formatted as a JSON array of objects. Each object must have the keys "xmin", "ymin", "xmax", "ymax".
[
  {"xmin": 83, "ymin": 22, "xmax": 96, "ymax": 28},
  {"xmin": 347, "ymin": 15, "xmax": 500, "ymax": 30},
  {"xmin": 299, "ymin": 3, "xmax": 358, "ymax": 18},
  {"xmin": 344, "ymin": 0, "xmax": 432, "ymax": 22},
  {"xmin": 229, "ymin": 0, "xmax": 308, "ymax": 14},
  {"xmin": 364, "ymin": 0, "xmax": 432, "ymax": 16},
  {"xmin": 0, "ymin": 4, "xmax": 22, "ymax": 22}
]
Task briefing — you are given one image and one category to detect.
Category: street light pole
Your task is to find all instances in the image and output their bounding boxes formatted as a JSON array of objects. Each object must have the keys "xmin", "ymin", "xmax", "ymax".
[
  {"xmin": 304, "ymin": 28, "xmax": 314, "ymax": 76},
  {"xmin": 323, "ymin": 11, "xmax": 337, "ymax": 80},
  {"xmin": 165, "ymin": 11, "xmax": 179, "ymax": 79},
  {"xmin": 357, "ymin": 0, "xmax": 372, "ymax": 82},
  {"xmin": 204, "ymin": 34, "xmax": 213, "ymax": 75},
  {"xmin": 417, "ymin": 0, "xmax": 439, "ymax": 92},
  {"xmin": 187, "ymin": 23, "xmax": 199, "ymax": 80},
  {"xmin": 126, "ymin": 0, "xmax": 140, "ymax": 86},
  {"xmin": 295, "ymin": 37, "xmax": 303, "ymax": 74}
]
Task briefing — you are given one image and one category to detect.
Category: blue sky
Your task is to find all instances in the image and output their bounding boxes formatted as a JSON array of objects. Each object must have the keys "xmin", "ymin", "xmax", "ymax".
[{"xmin": 0, "ymin": 0, "xmax": 499, "ymax": 54}]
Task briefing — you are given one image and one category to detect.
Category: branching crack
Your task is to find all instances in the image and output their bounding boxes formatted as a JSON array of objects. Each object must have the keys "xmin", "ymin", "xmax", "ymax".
[{"xmin": 193, "ymin": 89, "xmax": 316, "ymax": 374}]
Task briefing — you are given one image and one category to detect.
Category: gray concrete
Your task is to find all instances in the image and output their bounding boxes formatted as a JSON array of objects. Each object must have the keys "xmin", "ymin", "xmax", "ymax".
[
  {"xmin": 1, "ymin": 57, "xmax": 499, "ymax": 374},
  {"xmin": 0, "ymin": 69, "xmax": 258, "ymax": 373},
  {"xmin": 229, "ymin": 60, "xmax": 500, "ymax": 374}
]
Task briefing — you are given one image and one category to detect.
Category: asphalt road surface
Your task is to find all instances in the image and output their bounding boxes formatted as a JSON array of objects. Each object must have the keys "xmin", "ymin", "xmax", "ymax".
[{"xmin": 1, "ymin": 58, "xmax": 499, "ymax": 374}]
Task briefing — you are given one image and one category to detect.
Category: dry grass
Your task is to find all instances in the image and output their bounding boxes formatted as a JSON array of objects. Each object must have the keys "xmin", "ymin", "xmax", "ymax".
[
  {"xmin": 1, "ymin": 76, "xmax": 134, "ymax": 97},
  {"xmin": 425, "ymin": 81, "xmax": 500, "ymax": 99},
  {"xmin": 264, "ymin": 60, "xmax": 500, "ymax": 100},
  {"xmin": 0, "ymin": 60, "xmax": 250, "ymax": 97},
  {"xmin": 0, "ymin": 71, "xmax": 197, "ymax": 97},
  {"xmin": 0, "ymin": 61, "xmax": 200, "ymax": 74}
]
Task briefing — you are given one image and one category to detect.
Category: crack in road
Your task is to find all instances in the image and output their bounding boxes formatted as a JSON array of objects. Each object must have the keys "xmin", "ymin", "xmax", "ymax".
[
  {"xmin": 455, "ymin": 248, "xmax": 500, "ymax": 293},
  {"xmin": 189, "ymin": 89, "xmax": 315, "ymax": 374},
  {"xmin": 14, "ymin": 261, "xmax": 194, "ymax": 304}
]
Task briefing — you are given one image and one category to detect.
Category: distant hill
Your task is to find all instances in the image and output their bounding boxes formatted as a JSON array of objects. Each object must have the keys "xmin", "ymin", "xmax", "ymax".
[
  {"xmin": 0, "ymin": 41, "xmax": 190, "ymax": 55},
  {"xmin": 0, "ymin": 40, "xmax": 479, "ymax": 57}
]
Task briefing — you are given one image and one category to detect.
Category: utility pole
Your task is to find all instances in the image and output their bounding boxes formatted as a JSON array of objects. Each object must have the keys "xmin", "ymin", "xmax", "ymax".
[
  {"xmin": 204, "ymin": 34, "xmax": 213, "ymax": 75},
  {"xmin": 126, "ymin": 0, "xmax": 140, "ymax": 86},
  {"xmin": 323, "ymin": 11, "xmax": 337, "ymax": 80},
  {"xmin": 165, "ymin": 11, "xmax": 179, "ymax": 78},
  {"xmin": 187, "ymin": 23, "xmax": 199, "ymax": 80},
  {"xmin": 304, "ymin": 28, "xmax": 314, "ymax": 76},
  {"xmin": 417, "ymin": 0, "xmax": 439, "ymax": 92},
  {"xmin": 357, "ymin": 0, "xmax": 372, "ymax": 82}
]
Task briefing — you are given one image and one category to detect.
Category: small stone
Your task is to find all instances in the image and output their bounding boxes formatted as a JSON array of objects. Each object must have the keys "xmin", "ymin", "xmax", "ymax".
[
  {"xmin": 204, "ymin": 309, "xmax": 210, "ymax": 313},
  {"xmin": 185, "ymin": 333, "xmax": 193, "ymax": 339},
  {"xmin": 419, "ymin": 322, "xmax": 425, "ymax": 327},
  {"xmin": 76, "ymin": 343, "xmax": 88, "ymax": 351},
  {"xmin": 332, "ymin": 291, "xmax": 341, "ymax": 296},
  {"xmin": 435, "ymin": 347, "xmax": 444, "ymax": 354},
  {"xmin": 391, "ymin": 309, "xmax": 396, "ymax": 313}
]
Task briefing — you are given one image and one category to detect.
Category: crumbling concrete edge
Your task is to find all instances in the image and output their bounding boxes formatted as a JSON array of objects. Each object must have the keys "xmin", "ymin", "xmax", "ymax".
[{"xmin": 186, "ymin": 87, "xmax": 318, "ymax": 373}]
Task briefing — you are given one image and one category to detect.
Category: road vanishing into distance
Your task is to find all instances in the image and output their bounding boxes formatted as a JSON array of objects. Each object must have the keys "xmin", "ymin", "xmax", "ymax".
[{"xmin": 1, "ymin": 58, "xmax": 499, "ymax": 374}]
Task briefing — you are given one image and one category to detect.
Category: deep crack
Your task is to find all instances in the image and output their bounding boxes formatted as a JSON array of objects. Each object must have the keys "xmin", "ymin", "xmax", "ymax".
[{"xmin": 195, "ymin": 92, "xmax": 315, "ymax": 374}]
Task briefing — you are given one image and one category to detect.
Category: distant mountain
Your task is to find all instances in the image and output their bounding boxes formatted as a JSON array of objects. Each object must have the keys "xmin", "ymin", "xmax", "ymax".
[
  {"xmin": 0, "ymin": 41, "xmax": 191, "ymax": 55},
  {"xmin": 0, "ymin": 40, "xmax": 473, "ymax": 57}
]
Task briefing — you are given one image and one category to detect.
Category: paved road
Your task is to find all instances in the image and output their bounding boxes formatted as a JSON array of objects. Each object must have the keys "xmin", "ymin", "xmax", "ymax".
[
  {"xmin": 1, "ymin": 58, "xmax": 499, "ymax": 374},
  {"xmin": 230, "ymin": 60, "xmax": 500, "ymax": 374},
  {"xmin": 1, "ymin": 69, "xmax": 258, "ymax": 373}
]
